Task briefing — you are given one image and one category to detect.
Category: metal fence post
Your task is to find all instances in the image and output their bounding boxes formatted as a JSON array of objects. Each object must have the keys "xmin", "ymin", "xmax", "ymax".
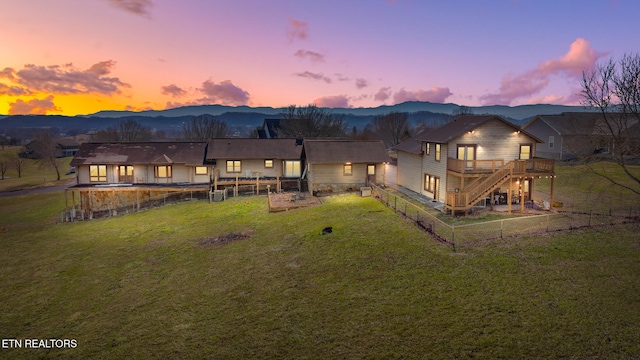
[{"xmin": 500, "ymin": 220, "xmax": 504, "ymax": 239}]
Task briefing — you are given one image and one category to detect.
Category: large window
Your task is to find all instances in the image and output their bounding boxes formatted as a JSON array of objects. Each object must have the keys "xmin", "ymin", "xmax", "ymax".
[
  {"xmin": 435, "ymin": 144, "xmax": 441, "ymax": 161},
  {"xmin": 424, "ymin": 174, "xmax": 439, "ymax": 193},
  {"xmin": 343, "ymin": 163, "xmax": 353, "ymax": 176},
  {"xmin": 195, "ymin": 166, "xmax": 208, "ymax": 175},
  {"xmin": 90, "ymin": 165, "xmax": 107, "ymax": 182},
  {"xmin": 284, "ymin": 160, "xmax": 301, "ymax": 177},
  {"xmin": 226, "ymin": 160, "xmax": 241, "ymax": 173},
  {"xmin": 155, "ymin": 165, "xmax": 172, "ymax": 178}
]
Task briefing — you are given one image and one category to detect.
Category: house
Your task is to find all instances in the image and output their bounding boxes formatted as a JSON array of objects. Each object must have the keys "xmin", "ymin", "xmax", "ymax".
[
  {"xmin": 67, "ymin": 142, "xmax": 210, "ymax": 215},
  {"xmin": 522, "ymin": 112, "xmax": 603, "ymax": 160},
  {"xmin": 395, "ymin": 115, "xmax": 555, "ymax": 214},
  {"xmin": 206, "ymin": 138, "xmax": 304, "ymax": 192},
  {"xmin": 302, "ymin": 139, "xmax": 389, "ymax": 194},
  {"xmin": 23, "ymin": 136, "xmax": 82, "ymax": 158}
]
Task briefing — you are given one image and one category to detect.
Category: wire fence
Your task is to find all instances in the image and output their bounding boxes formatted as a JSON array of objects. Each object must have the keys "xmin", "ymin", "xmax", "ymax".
[{"xmin": 371, "ymin": 185, "xmax": 638, "ymax": 249}]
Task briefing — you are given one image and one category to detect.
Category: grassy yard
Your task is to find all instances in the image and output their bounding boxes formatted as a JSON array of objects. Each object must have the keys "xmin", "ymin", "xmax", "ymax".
[
  {"xmin": 0, "ymin": 147, "xmax": 74, "ymax": 192},
  {"xmin": 1, "ymin": 192, "xmax": 639, "ymax": 358}
]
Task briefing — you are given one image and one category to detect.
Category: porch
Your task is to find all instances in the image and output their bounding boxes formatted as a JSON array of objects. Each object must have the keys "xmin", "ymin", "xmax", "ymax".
[{"xmin": 447, "ymin": 158, "xmax": 555, "ymax": 176}]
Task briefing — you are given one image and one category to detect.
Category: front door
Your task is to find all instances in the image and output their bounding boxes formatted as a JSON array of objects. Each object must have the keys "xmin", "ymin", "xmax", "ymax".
[
  {"xmin": 457, "ymin": 145, "xmax": 476, "ymax": 169},
  {"xmin": 119, "ymin": 165, "xmax": 134, "ymax": 183},
  {"xmin": 367, "ymin": 164, "xmax": 376, "ymax": 185},
  {"xmin": 520, "ymin": 144, "xmax": 532, "ymax": 160}
]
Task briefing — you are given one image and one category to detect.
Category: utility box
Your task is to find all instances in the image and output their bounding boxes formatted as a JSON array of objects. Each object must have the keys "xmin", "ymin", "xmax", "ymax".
[
  {"xmin": 360, "ymin": 187, "xmax": 372, "ymax": 197},
  {"xmin": 210, "ymin": 190, "xmax": 225, "ymax": 202}
]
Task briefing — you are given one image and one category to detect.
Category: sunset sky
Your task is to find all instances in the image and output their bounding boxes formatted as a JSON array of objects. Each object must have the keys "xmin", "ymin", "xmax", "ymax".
[{"xmin": 1, "ymin": 0, "xmax": 638, "ymax": 115}]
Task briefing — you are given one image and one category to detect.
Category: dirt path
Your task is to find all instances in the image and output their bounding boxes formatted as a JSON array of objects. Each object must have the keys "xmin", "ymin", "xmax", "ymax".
[{"xmin": 0, "ymin": 179, "xmax": 75, "ymax": 198}]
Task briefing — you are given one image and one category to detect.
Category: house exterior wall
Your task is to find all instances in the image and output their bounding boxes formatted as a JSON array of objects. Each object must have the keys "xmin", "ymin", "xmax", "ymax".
[
  {"xmin": 76, "ymin": 164, "xmax": 209, "ymax": 185},
  {"xmin": 523, "ymin": 120, "xmax": 562, "ymax": 160},
  {"xmin": 396, "ymin": 150, "xmax": 422, "ymax": 194},
  {"xmin": 421, "ymin": 143, "xmax": 448, "ymax": 201},
  {"xmin": 215, "ymin": 158, "xmax": 283, "ymax": 178},
  {"xmin": 307, "ymin": 163, "xmax": 381, "ymax": 193},
  {"xmin": 447, "ymin": 119, "xmax": 538, "ymax": 161}
]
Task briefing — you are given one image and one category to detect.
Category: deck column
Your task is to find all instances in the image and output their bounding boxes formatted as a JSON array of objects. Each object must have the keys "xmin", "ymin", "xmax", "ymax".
[
  {"xmin": 520, "ymin": 178, "xmax": 525, "ymax": 213},
  {"xmin": 508, "ymin": 178, "xmax": 512, "ymax": 213}
]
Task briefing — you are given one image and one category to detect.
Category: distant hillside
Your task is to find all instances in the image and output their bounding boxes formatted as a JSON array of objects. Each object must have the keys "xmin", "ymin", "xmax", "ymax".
[{"xmin": 88, "ymin": 102, "xmax": 592, "ymax": 121}]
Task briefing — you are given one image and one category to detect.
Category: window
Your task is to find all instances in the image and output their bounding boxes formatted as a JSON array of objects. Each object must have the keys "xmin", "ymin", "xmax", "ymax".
[
  {"xmin": 344, "ymin": 163, "xmax": 353, "ymax": 176},
  {"xmin": 520, "ymin": 144, "xmax": 532, "ymax": 160},
  {"xmin": 155, "ymin": 165, "xmax": 172, "ymax": 178},
  {"xmin": 264, "ymin": 159, "xmax": 273, "ymax": 168},
  {"xmin": 226, "ymin": 160, "xmax": 241, "ymax": 173},
  {"xmin": 425, "ymin": 142, "xmax": 430, "ymax": 155},
  {"xmin": 367, "ymin": 164, "xmax": 376, "ymax": 175},
  {"xmin": 284, "ymin": 160, "xmax": 301, "ymax": 177},
  {"xmin": 548, "ymin": 136, "xmax": 554, "ymax": 148},
  {"xmin": 90, "ymin": 165, "xmax": 107, "ymax": 182},
  {"xmin": 435, "ymin": 144, "xmax": 441, "ymax": 161},
  {"xmin": 424, "ymin": 174, "xmax": 439, "ymax": 193},
  {"xmin": 195, "ymin": 166, "xmax": 208, "ymax": 175}
]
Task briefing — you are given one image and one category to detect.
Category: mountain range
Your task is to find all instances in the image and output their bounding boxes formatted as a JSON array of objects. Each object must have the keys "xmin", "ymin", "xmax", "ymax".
[{"xmin": 0, "ymin": 102, "xmax": 594, "ymax": 140}]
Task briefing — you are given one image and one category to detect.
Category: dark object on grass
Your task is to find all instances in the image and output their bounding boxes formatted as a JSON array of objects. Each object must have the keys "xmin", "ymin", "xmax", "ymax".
[{"xmin": 322, "ymin": 227, "xmax": 332, "ymax": 235}]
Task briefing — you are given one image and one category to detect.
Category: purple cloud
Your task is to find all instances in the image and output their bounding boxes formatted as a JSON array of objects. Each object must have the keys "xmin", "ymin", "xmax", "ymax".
[
  {"xmin": 294, "ymin": 49, "xmax": 325, "ymax": 62},
  {"xmin": 197, "ymin": 79, "xmax": 250, "ymax": 106},
  {"xmin": 313, "ymin": 95, "xmax": 351, "ymax": 108},
  {"xmin": 393, "ymin": 87, "xmax": 452, "ymax": 104},
  {"xmin": 287, "ymin": 17, "xmax": 308, "ymax": 42},
  {"xmin": 9, "ymin": 95, "xmax": 61, "ymax": 115},
  {"xmin": 161, "ymin": 84, "xmax": 187, "ymax": 98},
  {"xmin": 480, "ymin": 38, "xmax": 607, "ymax": 105},
  {"xmin": 4, "ymin": 60, "xmax": 129, "ymax": 96},
  {"xmin": 295, "ymin": 71, "xmax": 332, "ymax": 84},
  {"xmin": 108, "ymin": 0, "xmax": 153, "ymax": 16},
  {"xmin": 355, "ymin": 78, "xmax": 368, "ymax": 89},
  {"xmin": 374, "ymin": 87, "xmax": 392, "ymax": 102}
]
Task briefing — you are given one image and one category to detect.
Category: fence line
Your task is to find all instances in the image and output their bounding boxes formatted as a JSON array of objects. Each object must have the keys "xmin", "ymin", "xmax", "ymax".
[{"xmin": 371, "ymin": 184, "xmax": 637, "ymax": 249}]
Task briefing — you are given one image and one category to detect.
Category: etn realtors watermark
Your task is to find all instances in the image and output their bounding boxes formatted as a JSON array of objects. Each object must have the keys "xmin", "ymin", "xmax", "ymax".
[{"xmin": 2, "ymin": 338, "xmax": 77, "ymax": 349}]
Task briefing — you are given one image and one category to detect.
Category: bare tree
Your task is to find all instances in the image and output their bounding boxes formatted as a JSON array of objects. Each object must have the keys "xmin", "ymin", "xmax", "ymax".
[
  {"xmin": 91, "ymin": 119, "xmax": 152, "ymax": 142},
  {"xmin": 32, "ymin": 131, "xmax": 62, "ymax": 181},
  {"xmin": 278, "ymin": 104, "xmax": 347, "ymax": 138},
  {"xmin": 0, "ymin": 156, "xmax": 8, "ymax": 180},
  {"xmin": 452, "ymin": 105, "xmax": 473, "ymax": 118},
  {"xmin": 9, "ymin": 153, "xmax": 27, "ymax": 178},
  {"xmin": 182, "ymin": 114, "xmax": 229, "ymax": 140},
  {"xmin": 580, "ymin": 53, "xmax": 640, "ymax": 196},
  {"xmin": 0, "ymin": 135, "xmax": 8, "ymax": 150},
  {"xmin": 365, "ymin": 112, "xmax": 411, "ymax": 147}
]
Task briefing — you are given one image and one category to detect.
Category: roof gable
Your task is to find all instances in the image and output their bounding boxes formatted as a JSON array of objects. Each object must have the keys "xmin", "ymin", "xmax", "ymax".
[
  {"xmin": 421, "ymin": 115, "xmax": 542, "ymax": 143},
  {"xmin": 303, "ymin": 140, "xmax": 389, "ymax": 164}
]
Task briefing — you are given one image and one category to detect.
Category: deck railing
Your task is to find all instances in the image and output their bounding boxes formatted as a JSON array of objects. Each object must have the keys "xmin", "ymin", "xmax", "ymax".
[{"xmin": 447, "ymin": 158, "xmax": 554, "ymax": 175}]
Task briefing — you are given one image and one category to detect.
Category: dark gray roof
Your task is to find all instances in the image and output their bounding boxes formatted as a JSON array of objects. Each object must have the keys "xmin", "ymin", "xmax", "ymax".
[
  {"xmin": 303, "ymin": 140, "xmax": 389, "ymax": 164},
  {"xmin": 420, "ymin": 115, "xmax": 542, "ymax": 143},
  {"xmin": 206, "ymin": 138, "xmax": 302, "ymax": 160},
  {"xmin": 71, "ymin": 142, "xmax": 207, "ymax": 166},
  {"xmin": 394, "ymin": 130, "xmax": 430, "ymax": 154},
  {"xmin": 523, "ymin": 112, "xmax": 601, "ymax": 135}
]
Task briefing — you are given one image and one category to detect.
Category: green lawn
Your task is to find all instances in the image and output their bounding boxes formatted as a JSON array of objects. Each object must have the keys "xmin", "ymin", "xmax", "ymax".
[
  {"xmin": 0, "ymin": 147, "xmax": 74, "ymax": 192},
  {"xmin": 1, "ymin": 192, "xmax": 639, "ymax": 358}
]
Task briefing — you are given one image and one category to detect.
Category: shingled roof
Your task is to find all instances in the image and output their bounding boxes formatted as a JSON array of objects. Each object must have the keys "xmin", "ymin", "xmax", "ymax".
[
  {"xmin": 70, "ymin": 142, "xmax": 207, "ymax": 166},
  {"xmin": 206, "ymin": 138, "xmax": 302, "ymax": 160},
  {"xmin": 419, "ymin": 115, "xmax": 542, "ymax": 144},
  {"xmin": 303, "ymin": 140, "xmax": 389, "ymax": 164}
]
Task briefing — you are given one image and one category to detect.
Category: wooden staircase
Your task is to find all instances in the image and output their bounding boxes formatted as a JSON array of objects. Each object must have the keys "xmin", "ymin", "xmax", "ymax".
[{"xmin": 446, "ymin": 161, "xmax": 514, "ymax": 212}]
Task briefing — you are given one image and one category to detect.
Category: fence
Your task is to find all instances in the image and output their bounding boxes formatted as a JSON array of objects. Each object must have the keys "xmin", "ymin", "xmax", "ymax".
[{"xmin": 371, "ymin": 184, "xmax": 637, "ymax": 249}]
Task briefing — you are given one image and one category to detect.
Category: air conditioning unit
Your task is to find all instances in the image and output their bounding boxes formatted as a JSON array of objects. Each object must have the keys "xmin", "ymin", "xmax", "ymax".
[{"xmin": 360, "ymin": 187, "xmax": 372, "ymax": 197}]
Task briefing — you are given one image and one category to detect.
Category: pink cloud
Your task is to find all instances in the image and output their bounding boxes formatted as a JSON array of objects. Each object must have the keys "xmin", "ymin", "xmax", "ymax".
[
  {"xmin": 480, "ymin": 38, "xmax": 607, "ymax": 105},
  {"xmin": 294, "ymin": 49, "xmax": 325, "ymax": 62},
  {"xmin": 287, "ymin": 17, "xmax": 308, "ymax": 42},
  {"xmin": 355, "ymin": 78, "xmax": 368, "ymax": 89},
  {"xmin": 4, "ymin": 60, "xmax": 129, "ymax": 96},
  {"xmin": 0, "ymin": 83, "xmax": 32, "ymax": 96},
  {"xmin": 197, "ymin": 79, "xmax": 250, "ymax": 106},
  {"xmin": 9, "ymin": 95, "xmax": 61, "ymax": 115},
  {"xmin": 295, "ymin": 71, "xmax": 332, "ymax": 83},
  {"xmin": 313, "ymin": 95, "xmax": 351, "ymax": 108},
  {"xmin": 374, "ymin": 87, "xmax": 392, "ymax": 102},
  {"xmin": 161, "ymin": 84, "xmax": 187, "ymax": 98},
  {"xmin": 107, "ymin": 0, "xmax": 153, "ymax": 17},
  {"xmin": 393, "ymin": 87, "xmax": 452, "ymax": 104}
]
